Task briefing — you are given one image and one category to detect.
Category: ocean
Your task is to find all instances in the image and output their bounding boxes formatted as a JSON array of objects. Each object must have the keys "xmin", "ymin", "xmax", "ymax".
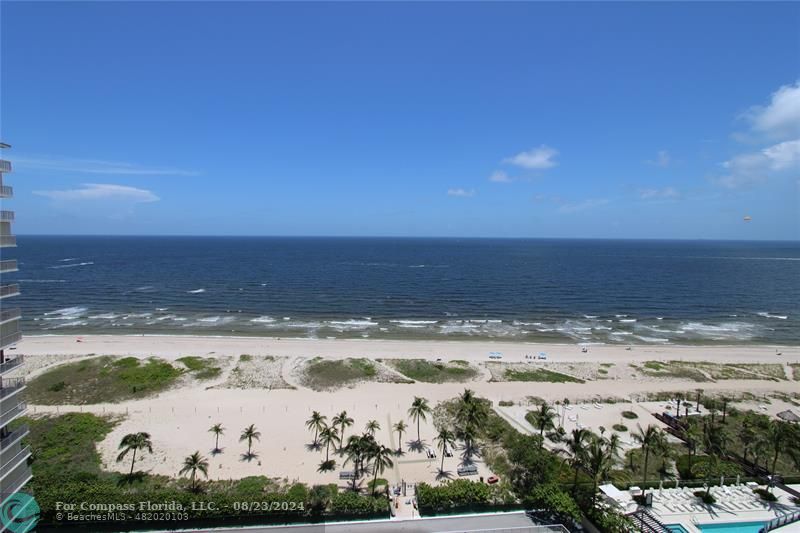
[{"xmin": 5, "ymin": 236, "xmax": 799, "ymax": 345}]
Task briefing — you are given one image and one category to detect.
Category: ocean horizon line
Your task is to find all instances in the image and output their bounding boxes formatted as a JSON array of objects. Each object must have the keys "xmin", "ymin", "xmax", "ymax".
[{"xmin": 14, "ymin": 234, "xmax": 800, "ymax": 243}]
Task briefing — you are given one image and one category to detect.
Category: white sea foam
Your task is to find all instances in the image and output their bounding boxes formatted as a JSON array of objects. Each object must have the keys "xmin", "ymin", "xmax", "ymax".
[
  {"xmin": 58, "ymin": 258, "xmax": 79, "ymax": 262},
  {"xmin": 44, "ymin": 306, "xmax": 88, "ymax": 318},
  {"xmin": 187, "ymin": 288, "xmax": 206, "ymax": 294},
  {"xmin": 18, "ymin": 279, "xmax": 66, "ymax": 283},
  {"xmin": 328, "ymin": 319, "xmax": 379, "ymax": 329},
  {"xmin": 756, "ymin": 312, "xmax": 788, "ymax": 320},
  {"xmin": 251, "ymin": 316, "xmax": 277, "ymax": 324},
  {"xmin": 50, "ymin": 261, "xmax": 94, "ymax": 269},
  {"xmin": 618, "ymin": 318, "xmax": 637, "ymax": 323},
  {"xmin": 635, "ymin": 335, "xmax": 670, "ymax": 343}
]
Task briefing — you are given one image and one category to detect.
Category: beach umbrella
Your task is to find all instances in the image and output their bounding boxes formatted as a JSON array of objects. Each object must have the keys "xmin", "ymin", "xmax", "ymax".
[
  {"xmin": 720, "ymin": 476, "xmax": 725, "ymax": 486},
  {"xmin": 736, "ymin": 475, "xmax": 740, "ymax": 486}
]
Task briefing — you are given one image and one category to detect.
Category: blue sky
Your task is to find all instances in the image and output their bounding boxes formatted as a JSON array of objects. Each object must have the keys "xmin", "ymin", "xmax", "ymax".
[{"xmin": 1, "ymin": 2, "xmax": 798, "ymax": 239}]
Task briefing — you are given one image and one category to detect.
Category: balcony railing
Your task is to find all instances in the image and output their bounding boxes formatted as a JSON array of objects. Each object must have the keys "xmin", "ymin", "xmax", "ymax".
[
  {"xmin": 0, "ymin": 211, "xmax": 13, "ymax": 222},
  {"xmin": 0, "ymin": 285, "xmax": 20, "ymax": 299},
  {"xmin": 0, "ymin": 186, "xmax": 11, "ymax": 198},
  {"xmin": 0, "ymin": 378, "xmax": 25, "ymax": 399},
  {"xmin": 0, "ymin": 446, "xmax": 30, "ymax": 477},
  {"xmin": 0, "ymin": 461, "xmax": 32, "ymax": 494},
  {"xmin": 0, "ymin": 160, "xmax": 10, "ymax": 173},
  {"xmin": 0, "ymin": 401, "xmax": 26, "ymax": 428},
  {"xmin": 0, "ymin": 260, "xmax": 17, "ymax": 274},
  {"xmin": 0, "ymin": 236, "xmax": 16, "ymax": 248},
  {"xmin": 0, "ymin": 309, "xmax": 21, "ymax": 324},
  {"xmin": 0, "ymin": 332, "xmax": 21, "ymax": 351},
  {"xmin": 0, "ymin": 425, "xmax": 28, "ymax": 453},
  {"xmin": 0, "ymin": 355, "xmax": 23, "ymax": 375}
]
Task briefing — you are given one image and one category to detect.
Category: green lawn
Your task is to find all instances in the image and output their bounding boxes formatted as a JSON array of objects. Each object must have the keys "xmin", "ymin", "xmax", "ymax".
[
  {"xmin": 27, "ymin": 356, "xmax": 184, "ymax": 404},
  {"xmin": 387, "ymin": 359, "xmax": 479, "ymax": 383}
]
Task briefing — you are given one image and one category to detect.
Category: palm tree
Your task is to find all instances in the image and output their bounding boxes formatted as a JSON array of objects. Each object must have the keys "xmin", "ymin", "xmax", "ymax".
[
  {"xmin": 319, "ymin": 425, "xmax": 340, "ymax": 462},
  {"xmin": 240, "ymin": 424, "xmax": 261, "ymax": 456},
  {"xmin": 408, "ymin": 397, "xmax": 432, "ymax": 443},
  {"xmin": 561, "ymin": 428, "xmax": 589, "ymax": 494},
  {"xmin": 332, "ymin": 411, "xmax": 354, "ymax": 448},
  {"xmin": 531, "ymin": 402, "xmax": 557, "ymax": 439},
  {"xmin": 633, "ymin": 424, "xmax": 662, "ymax": 486},
  {"xmin": 692, "ymin": 454, "xmax": 724, "ymax": 500},
  {"xmin": 344, "ymin": 434, "xmax": 376, "ymax": 491},
  {"xmin": 209, "ymin": 423, "xmax": 224, "ymax": 453},
  {"xmin": 585, "ymin": 434, "xmax": 614, "ymax": 506},
  {"xmin": 685, "ymin": 422, "xmax": 704, "ymax": 475},
  {"xmin": 116, "ymin": 432, "xmax": 153, "ymax": 475},
  {"xmin": 393, "ymin": 420, "xmax": 408, "ymax": 453},
  {"xmin": 455, "ymin": 389, "xmax": 489, "ymax": 457},
  {"xmin": 365, "ymin": 420, "xmax": 381, "ymax": 437},
  {"xmin": 434, "ymin": 427, "xmax": 456, "ymax": 473},
  {"xmin": 317, "ymin": 458, "xmax": 337, "ymax": 473},
  {"xmin": 179, "ymin": 451, "xmax": 209, "ymax": 491},
  {"xmin": 369, "ymin": 444, "xmax": 395, "ymax": 496},
  {"xmin": 767, "ymin": 420, "xmax": 790, "ymax": 474},
  {"xmin": 305, "ymin": 411, "xmax": 327, "ymax": 446}
]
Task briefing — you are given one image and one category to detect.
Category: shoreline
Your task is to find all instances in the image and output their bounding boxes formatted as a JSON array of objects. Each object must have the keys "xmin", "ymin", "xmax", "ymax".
[
  {"xmin": 22, "ymin": 331, "xmax": 800, "ymax": 347},
  {"xmin": 17, "ymin": 333, "xmax": 800, "ymax": 363}
]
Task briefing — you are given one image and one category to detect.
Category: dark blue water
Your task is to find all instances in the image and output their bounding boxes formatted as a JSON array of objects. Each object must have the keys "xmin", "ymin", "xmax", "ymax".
[{"xmin": 5, "ymin": 236, "xmax": 799, "ymax": 344}]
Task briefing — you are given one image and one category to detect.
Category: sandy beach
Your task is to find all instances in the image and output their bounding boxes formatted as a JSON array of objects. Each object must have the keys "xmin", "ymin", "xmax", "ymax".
[{"xmin": 16, "ymin": 335, "xmax": 800, "ymax": 488}]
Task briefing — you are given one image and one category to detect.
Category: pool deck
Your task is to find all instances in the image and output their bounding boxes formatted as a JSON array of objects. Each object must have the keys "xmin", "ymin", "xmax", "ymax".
[{"xmin": 650, "ymin": 483, "xmax": 800, "ymax": 532}]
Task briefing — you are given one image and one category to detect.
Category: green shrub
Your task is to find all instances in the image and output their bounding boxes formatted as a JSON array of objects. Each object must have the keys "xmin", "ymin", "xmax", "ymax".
[
  {"xmin": 388, "ymin": 359, "xmax": 478, "ymax": 383},
  {"xmin": 612, "ymin": 424, "xmax": 628, "ymax": 432},
  {"xmin": 503, "ymin": 368, "xmax": 583, "ymax": 383},
  {"xmin": 416, "ymin": 479, "xmax": 491, "ymax": 512},
  {"xmin": 621, "ymin": 411, "xmax": 638, "ymax": 419}
]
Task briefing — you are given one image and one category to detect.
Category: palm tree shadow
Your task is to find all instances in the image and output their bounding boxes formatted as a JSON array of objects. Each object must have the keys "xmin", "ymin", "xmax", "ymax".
[
  {"xmin": 240, "ymin": 452, "xmax": 259, "ymax": 462},
  {"xmin": 435, "ymin": 469, "xmax": 453, "ymax": 481},
  {"xmin": 305, "ymin": 442, "xmax": 322, "ymax": 452},
  {"xmin": 408, "ymin": 439, "xmax": 427, "ymax": 453},
  {"xmin": 394, "ymin": 449, "xmax": 406, "ymax": 457},
  {"xmin": 211, "ymin": 447, "xmax": 224, "ymax": 456},
  {"xmin": 117, "ymin": 471, "xmax": 147, "ymax": 486}
]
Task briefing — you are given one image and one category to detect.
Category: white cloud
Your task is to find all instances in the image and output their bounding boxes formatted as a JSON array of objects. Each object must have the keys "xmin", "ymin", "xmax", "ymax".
[
  {"xmin": 557, "ymin": 198, "xmax": 609, "ymax": 213},
  {"xmin": 646, "ymin": 150, "xmax": 671, "ymax": 167},
  {"xmin": 34, "ymin": 183, "xmax": 160, "ymax": 203},
  {"xmin": 489, "ymin": 170, "xmax": 512, "ymax": 183},
  {"xmin": 447, "ymin": 188, "xmax": 475, "ymax": 197},
  {"xmin": 15, "ymin": 156, "xmax": 198, "ymax": 176},
  {"xmin": 717, "ymin": 138, "xmax": 800, "ymax": 188},
  {"xmin": 503, "ymin": 145, "xmax": 558, "ymax": 169},
  {"xmin": 638, "ymin": 187, "xmax": 680, "ymax": 199},
  {"xmin": 743, "ymin": 81, "xmax": 800, "ymax": 141}
]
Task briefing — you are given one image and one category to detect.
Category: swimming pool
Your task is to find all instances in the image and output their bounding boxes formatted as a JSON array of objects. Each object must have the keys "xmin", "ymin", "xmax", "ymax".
[
  {"xmin": 698, "ymin": 521, "xmax": 767, "ymax": 533},
  {"xmin": 666, "ymin": 525, "xmax": 689, "ymax": 533},
  {"xmin": 666, "ymin": 521, "xmax": 768, "ymax": 533}
]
